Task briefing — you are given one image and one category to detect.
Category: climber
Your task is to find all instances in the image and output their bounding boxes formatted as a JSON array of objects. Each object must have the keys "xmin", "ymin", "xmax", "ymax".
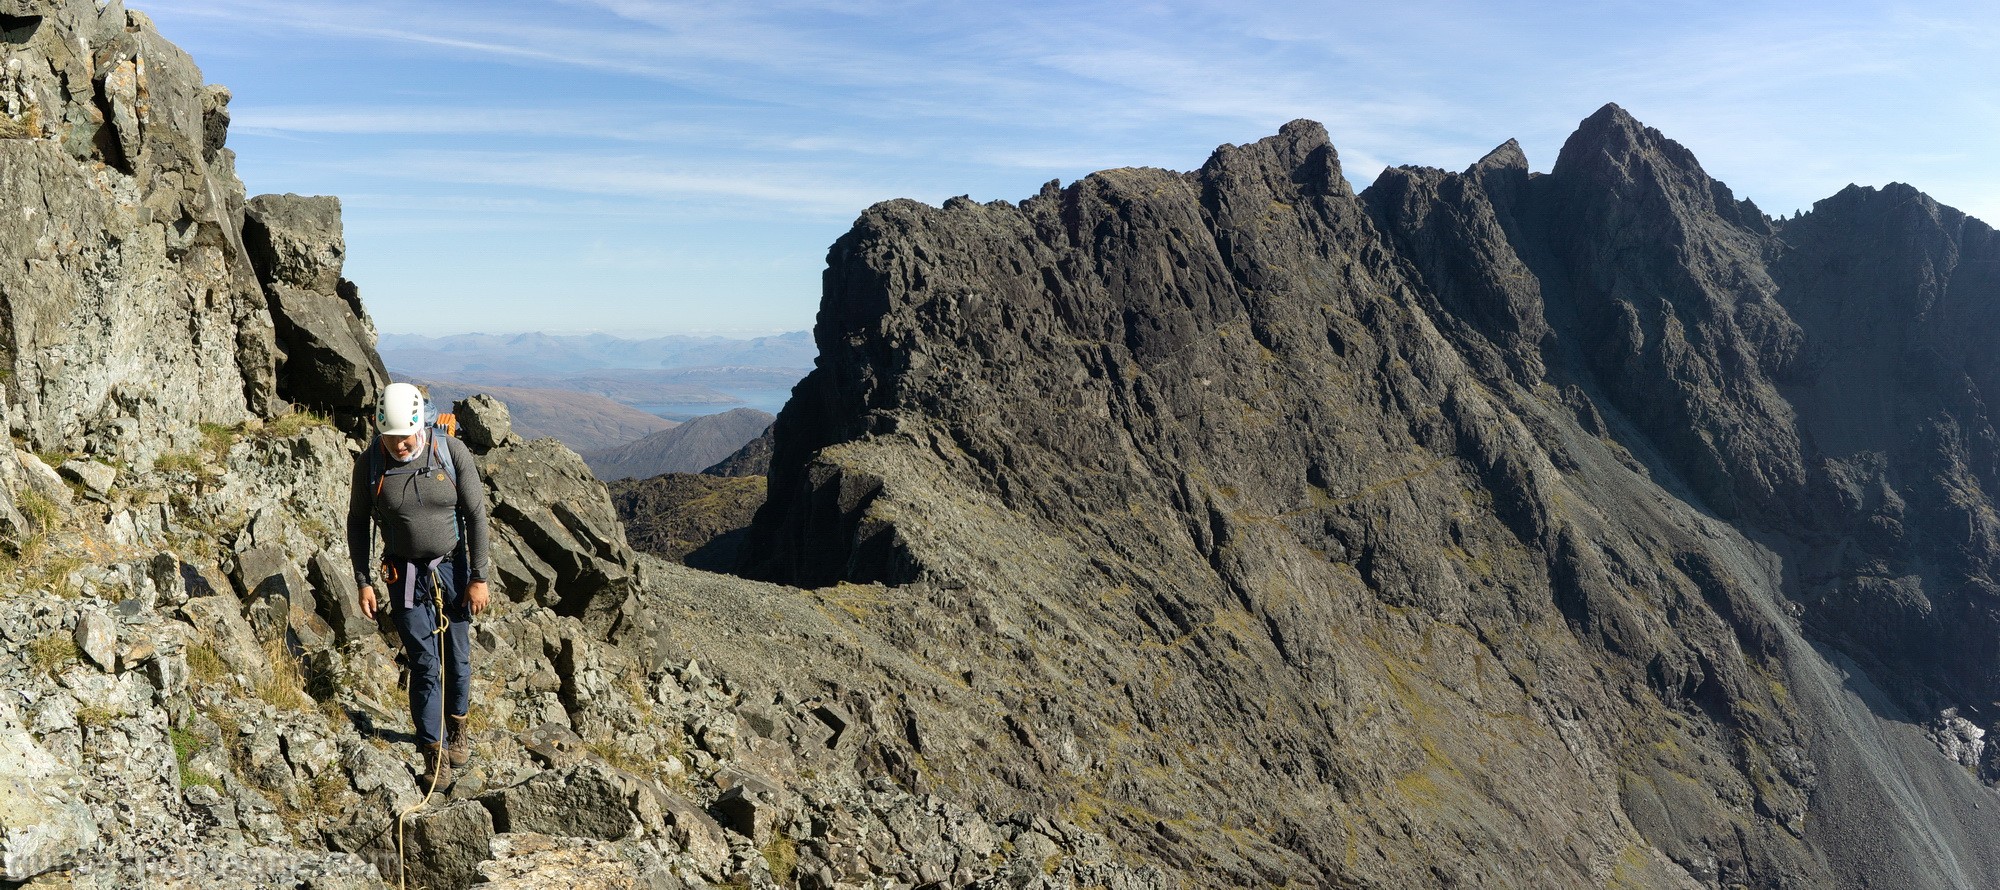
[{"xmin": 346, "ymin": 381, "xmax": 491, "ymax": 791}]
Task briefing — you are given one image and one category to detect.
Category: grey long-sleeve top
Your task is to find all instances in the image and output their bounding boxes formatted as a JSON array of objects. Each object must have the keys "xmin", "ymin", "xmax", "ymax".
[{"xmin": 346, "ymin": 433, "xmax": 491, "ymax": 588}]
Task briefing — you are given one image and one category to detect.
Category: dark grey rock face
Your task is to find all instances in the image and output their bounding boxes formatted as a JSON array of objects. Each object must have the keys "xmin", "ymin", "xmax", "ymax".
[
  {"xmin": 1767, "ymin": 183, "xmax": 2000, "ymax": 685},
  {"xmin": 242, "ymin": 193, "xmax": 389, "ymax": 436},
  {"xmin": 743, "ymin": 106, "xmax": 2000, "ymax": 886},
  {"xmin": 607, "ymin": 473, "xmax": 764, "ymax": 569}
]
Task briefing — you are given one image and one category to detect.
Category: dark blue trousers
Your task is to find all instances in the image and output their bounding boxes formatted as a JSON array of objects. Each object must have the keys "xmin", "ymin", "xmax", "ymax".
[{"xmin": 390, "ymin": 562, "xmax": 471, "ymax": 747}]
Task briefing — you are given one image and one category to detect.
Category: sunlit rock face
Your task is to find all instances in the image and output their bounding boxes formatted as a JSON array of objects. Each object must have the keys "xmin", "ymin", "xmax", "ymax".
[{"xmin": 0, "ymin": 1, "xmax": 391, "ymax": 461}]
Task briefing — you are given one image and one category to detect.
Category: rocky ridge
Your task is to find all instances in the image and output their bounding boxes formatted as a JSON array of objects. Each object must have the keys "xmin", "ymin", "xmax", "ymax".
[
  {"xmin": 609, "ymin": 427, "xmax": 776, "ymax": 573},
  {"xmin": 742, "ymin": 108, "xmax": 2000, "ymax": 885}
]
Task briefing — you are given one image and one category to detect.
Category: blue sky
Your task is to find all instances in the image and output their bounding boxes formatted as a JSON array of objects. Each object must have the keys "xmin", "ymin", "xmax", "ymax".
[{"xmin": 138, "ymin": 0, "xmax": 2000, "ymax": 337}]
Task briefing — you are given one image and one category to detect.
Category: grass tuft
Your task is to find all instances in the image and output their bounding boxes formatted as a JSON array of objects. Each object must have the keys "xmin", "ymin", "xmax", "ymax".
[
  {"xmin": 153, "ymin": 451, "xmax": 205, "ymax": 474},
  {"xmin": 0, "ymin": 103, "xmax": 42, "ymax": 139},
  {"xmin": 170, "ymin": 729, "xmax": 224, "ymax": 789},
  {"xmin": 255, "ymin": 639, "xmax": 312, "ymax": 711},
  {"xmin": 261, "ymin": 410, "xmax": 333, "ymax": 439},
  {"xmin": 76, "ymin": 705, "xmax": 115, "ymax": 733},
  {"xmin": 760, "ymin": 831, "xmax": 798, "ymax": 883},
  {"xmin": 31, "ymin": 554, "xmax": 83, "ymax": 599},
  {"xmin": 29, "ymin": 633, "xmax": 77, "ymax": 675},
  {"xmin": 199, "ymin": 706, "xmax": 243, "ymax": 784},
  {"xmin": 302, "ymin": 766, "xmax": 347, "ymax": 825},
  {"xmin": 170, "ymin": 726, "xmax": 206, "ymax": 766},
  {"xmin": 185, "ymin": 642, "xmax": 228, "ymax": 684},
  {"xmin": 15, "ymin": 488, "xmax": 60, "ymax": 531},
  {"xmin": 196, "ymin": 423, "xmax": 236, "ymax": 463}
]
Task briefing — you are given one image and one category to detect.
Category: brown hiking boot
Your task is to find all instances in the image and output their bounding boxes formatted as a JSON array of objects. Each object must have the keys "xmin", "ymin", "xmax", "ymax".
[
  {"xmin": 418, "ymin": 743, "xmax": 453, "ymax": 792},
  {"xmin": 445, "ymin": 714, "xmax": 471, "ymax": 767}
]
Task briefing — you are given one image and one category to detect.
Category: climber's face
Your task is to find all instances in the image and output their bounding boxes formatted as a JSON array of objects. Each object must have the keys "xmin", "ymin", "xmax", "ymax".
[{"xmin": 381, "ymin": 433, "xmax": 422, "ymax": 462}]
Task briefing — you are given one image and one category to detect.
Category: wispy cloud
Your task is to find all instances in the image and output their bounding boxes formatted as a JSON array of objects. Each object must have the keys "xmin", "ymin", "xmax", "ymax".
[
  {"xmin": 324, "ymin": 150, "xmax": 902, "ymax": 218},
  {"xmin": 140, "ymin": 0, "xmax": 2000, "ymax": 334},
  {"xmin": 235, "ymin": 106, "xmax": 605, "ymax": 136}
]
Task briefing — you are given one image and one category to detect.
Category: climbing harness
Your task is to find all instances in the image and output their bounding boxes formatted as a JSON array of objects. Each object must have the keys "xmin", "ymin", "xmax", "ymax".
[{"xmin": 369, "ymin": 431, "xmax": 469, "ymax": 590}]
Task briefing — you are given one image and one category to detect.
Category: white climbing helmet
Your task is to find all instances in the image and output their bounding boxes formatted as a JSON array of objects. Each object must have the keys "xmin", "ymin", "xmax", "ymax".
[{"xmin": 377, "ymin": 382, "xmax": 428, "ymax": 436}]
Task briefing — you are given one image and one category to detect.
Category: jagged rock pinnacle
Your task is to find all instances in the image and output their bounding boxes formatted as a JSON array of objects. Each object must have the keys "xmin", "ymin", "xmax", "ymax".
[{"xmin": 1470, "ymin": 137, "xmax": 1528, "ymax": 174}]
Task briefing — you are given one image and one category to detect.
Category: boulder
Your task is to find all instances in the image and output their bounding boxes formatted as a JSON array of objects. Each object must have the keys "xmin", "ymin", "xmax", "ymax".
[
  {"xmin": 396, "ymin": 799, "xmax": 494, "ymax": 890},
  {"xmin": 56, "ymin": 458, "xmax": 115, "ymax": 501},
  {"xmin": 0, "ymin": 487, "xmax": 27, "ymax": 543},
  {"xmin": 479, "ymin": 761, "xmax": 636, "ymax": 840},
  {"xmin": 489, "ymin": 533, "xmax": 559, "ymax": 608},
  {"xmin": 241, "ymin": 193, "xmax": 344, "ymax": 294},
  {"xmin": 453, "ymin": 394, "xmax": 519, "ymax": 451},
  {"xmin": 147, "ymin": 552, "xmax": 191, "ymax": 608},
  {"xmin": 0, "ymin": 707, "xmax": 99, "ymax": 881},
  {"xmin": 712, "ymin": 769, "xmax": 789, "ymax": 843},
  {"xmin": 14, "ymin": 452, "xmax": 71, "ymax": 511},
  {"xmin": 145, "ymin": 649, "xmax": 188, "ymax": 699},
  {"xmin": 72, "ymin": 611, "xmax": 116, "ymax": 671},
  {"xmin": 242, "ymin": 194, "xmax": 388, "ymax": 436},
  {"xmin": 308, "ymin": 549, "xmax": 374, "ymax": 645},
  {"xmin": 178, "ymin": 594, "xmax": 264, "ymax": 681},
  {"xmin": 643, "ymin": 785, "xmax": 729, "ymax": 877},
  {"xmin": 231, "ymin": 545, "xmax": 297, "ymax": 600},
  {"xmin": 809, "ymin": 700, "xmax": 853, "ymax": 750},
  {"xmin": 478, "ymin": 438, "xmax": 636, "ymax": 617},
  {"xmin": 516, "ymin": 722, "xmax": 588, "ymax": 770},
  {"xmin": 231, "ymin": 545, "xmax": 307, "ymax": 644}
]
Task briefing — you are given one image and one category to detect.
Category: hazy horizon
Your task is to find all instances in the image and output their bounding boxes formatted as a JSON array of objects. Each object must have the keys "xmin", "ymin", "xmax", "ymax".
[{"xmin": 378, "ymin": 329, "xmax": 812, "ymax": 340}]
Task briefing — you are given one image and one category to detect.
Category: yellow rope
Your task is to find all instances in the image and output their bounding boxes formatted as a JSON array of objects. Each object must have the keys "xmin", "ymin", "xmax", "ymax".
[{"xmin": 394, "ymin": 566, "xmax": 451, "ymax": 890}]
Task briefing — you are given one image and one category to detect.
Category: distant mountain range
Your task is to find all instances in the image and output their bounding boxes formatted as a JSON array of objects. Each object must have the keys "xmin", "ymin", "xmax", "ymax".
[
  {"xmin": 428, "ymin": 367, "xmax": 803, "ymax": 411},
  {"xmin": 415, "ymin": 378, "xmax": 675, "ymax": 453},
  {"xmin": 380, "ymin": 331, "xmax": 817, "ymax": 376},
  {"xmin": 382, "ymin": 333, "xmax": 814, "ymax": 449},
  {"xmin": 583, "ymin": 407, "xmax": 774, "ymax": 481}
]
